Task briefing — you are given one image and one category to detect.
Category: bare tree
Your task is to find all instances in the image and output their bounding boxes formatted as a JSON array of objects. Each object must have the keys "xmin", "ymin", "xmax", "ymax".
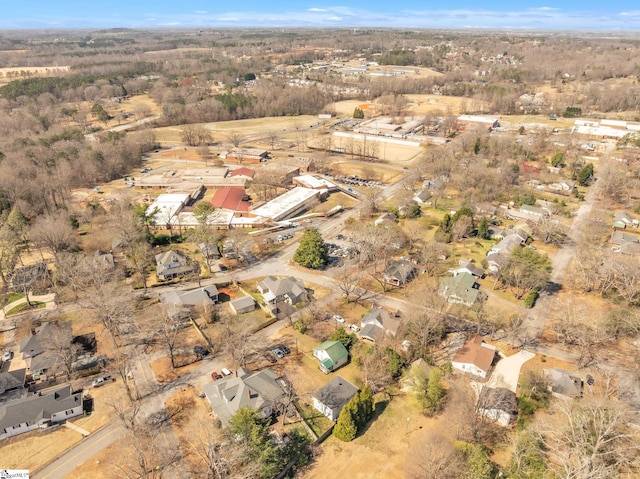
[
  {"xmin": 537, "ymin": 395, "xmax": 640, "ymax": 479},
  {"xmin": 335, "ymin": 266, "xmax": 370, "ymax": 304}
]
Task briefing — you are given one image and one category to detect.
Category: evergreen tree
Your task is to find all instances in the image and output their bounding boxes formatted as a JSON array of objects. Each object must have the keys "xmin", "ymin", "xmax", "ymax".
[
  {"xmin": 293, "ymin": 228, "xmax": 328, "ymax": 269},
  {"xmin": 577, "ymin": 163, "xmax": 594, "ymax": 186},
  {"xmin": 477, "ymin": 217, "xmax": 490, "ymax": 240},
  {"xmin": 334, "ymin": 397, "xmax": 358, "ymax": 441}
]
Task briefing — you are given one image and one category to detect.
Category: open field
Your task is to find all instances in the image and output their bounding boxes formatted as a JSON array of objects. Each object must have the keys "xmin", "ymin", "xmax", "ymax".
[
  {"xmin": 0, "ymin": 65, "xmax": 70, "ymax": 84},
  {"xmin": 404, "ymin": 94, "xmax": 490, "ymax": 116},
  {"xmin": 152, "ymin": 115, "xmax": 318, "ymax": 146},
  {"xmin": 330, "ymin": 160, "xmax": 406, "ymax": 182}
]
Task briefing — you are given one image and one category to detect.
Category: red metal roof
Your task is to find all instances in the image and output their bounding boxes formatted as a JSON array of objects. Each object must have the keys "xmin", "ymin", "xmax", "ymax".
[
  {"xmin": 211, "ymin": 187, "xmax": 251, "ymax": 212},
  {"xmin": 229, "ymin": 167, "xmax": 255, "ymax": 178}
]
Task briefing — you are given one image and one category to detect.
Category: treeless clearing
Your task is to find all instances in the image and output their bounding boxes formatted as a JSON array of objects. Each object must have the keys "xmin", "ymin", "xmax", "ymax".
[
  {"xmin": 152, "ymin": 115, "xmax": 318, "ymax": 145},
  {"xmin": 329, "ymin": 161, "xmax": 405, "ymax": 183},
  {"xmin": 404, "ymin": 94, "xmax": 489, "ymax": 116},
  {"xmin": 149, "ymin": 354, "xmax": 201, "ymax": 383},
  {"xmin": 0, "ymin": 65, "xmax": 70, "ymax": 84},
  {"xmin": 0, "ymin": 425, "xmax": 84, "ymax": 471},
  {"xmin": 301, "ymin": 393, "xmax": 436, "ymax": 479},
  {"xmin": 63, "ymin": 441, "xmax": 121, "ymax": 479}
]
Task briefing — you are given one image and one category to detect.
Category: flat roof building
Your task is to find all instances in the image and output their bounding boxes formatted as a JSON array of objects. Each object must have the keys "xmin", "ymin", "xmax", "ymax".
[{"xmin": 252, "ymin": 187, "xmax": 322, "ymax": 222}]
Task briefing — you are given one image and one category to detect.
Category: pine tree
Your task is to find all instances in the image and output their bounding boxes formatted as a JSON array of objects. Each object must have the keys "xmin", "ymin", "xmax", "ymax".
[
  {"xmin": 293, "ymin": 228, "xmax": 328, "ymax": 269},
  {"xmin": 334, "ymin": 397, "xmax": 358, "ymax": 441}
]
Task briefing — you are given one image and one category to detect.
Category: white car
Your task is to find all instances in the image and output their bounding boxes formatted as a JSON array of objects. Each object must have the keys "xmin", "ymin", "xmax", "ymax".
[
  {"xmin": 2, "ymin": 351, "xmax": 12, "ymax": 362},
  {"xmin": 92, "ymin": 376, "xmax": 110, "ymax": 388},
  {"xmin": 334, "ymin": 315, "xmax": 345, "ymax": 323},
  {"xmin": 349, "ymin": 324, "xmax": 360, "ymax": 332}
]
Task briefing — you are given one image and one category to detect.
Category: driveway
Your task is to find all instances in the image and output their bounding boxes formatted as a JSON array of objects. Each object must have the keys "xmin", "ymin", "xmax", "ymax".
[{"xmin": 485, "ymin": 350, "xmax": 535, "ymax": 392}]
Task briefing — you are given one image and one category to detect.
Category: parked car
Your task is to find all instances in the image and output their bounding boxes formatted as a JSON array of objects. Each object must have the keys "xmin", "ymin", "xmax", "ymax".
[
  {"xmin": 277, "ymin": 344, "xmax": 291, "ymax": 355},
  {"xmin": 2, "ymin": 351, "xmax": 13, "ymax": 362},
  {"xmin": 334, "ymin": 315, "xmax": 345, "ymax": 323},
  {"xmin": 272, "ymin": 348, "xmax": 285, "ymax": 359},
  {"xmin": 211, "ymin": 371, "xmax": 223, "ymax": 381},
  {"xmin": 221, "ymin": 368, "xmax": 233, "ymax": 376},
  {"xmin": 92, "ymin": 376, "xmax": 111, "ymax": 388},
  {"xmin": 349, "ymin": 324, "xmax": 360, "ymax": 332},
  {"xmin": 194, "ymin": 345, "xmax": 210, "ymax": 357}
]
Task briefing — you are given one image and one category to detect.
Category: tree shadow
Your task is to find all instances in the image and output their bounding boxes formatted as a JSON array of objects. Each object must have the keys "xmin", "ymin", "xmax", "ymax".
[{"xmin": 356, "ymin": 399, "xmax": 388, "ymax": 437}]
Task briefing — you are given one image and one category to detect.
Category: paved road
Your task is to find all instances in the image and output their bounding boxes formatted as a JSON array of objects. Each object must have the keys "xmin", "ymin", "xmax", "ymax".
[{"xmin": 524, "ymin": 160, "xmax": 603, "ymax": 338}]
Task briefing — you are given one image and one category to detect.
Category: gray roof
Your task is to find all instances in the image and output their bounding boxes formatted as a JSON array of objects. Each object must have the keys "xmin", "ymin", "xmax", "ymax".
[
  {"xmin": 361, "ymin": 306, "xmax": 400, "ymax": 337},
  {"xmin": 383, "ymin": 259, "xmax": 417, "ymax": 285},
  {"xmin": 258, "ymin": 276, "xmax": 307, "ymax": 302},
  {"xmin": 359, "ymin": 323, "xmax": 385, "ymax": 342},
  {"xmin": 313, "ymin": 376, "xmax": 359, "ymax": 411},
  {"xmin": 203, "ymin": 368, "xmax": 285, "ymax": 426},
  {"xmin": 478, "ymin": 387, "xmax": 518, "ymax": 415},
  {"xmin": 155, "ymin": 250, "xmax": 195, "ymax": 277},
  {"xmin": 0, "ymin": 369, "xmax": 26, "ymax": 395},
  {"xmin": 0, "ymin": 384, "xmax": 82, "ymax": 431},
  {"xmin": 159, "ymin": 285, "xmax": 218, "ymax": 307},
  {"xmin": 546, "ymin": 368, "xmax": 583, "ymax": 398},
  {"xmin": 20, "ymin": 321, "xmax": 72, "ymax": 358},
  {"xmin": 229, "ymin": 295, "xmax": 255, "ymax": 310},
  {"xmin": 199, "ymin": 243, "xmax": 221, "ymax": 259}
]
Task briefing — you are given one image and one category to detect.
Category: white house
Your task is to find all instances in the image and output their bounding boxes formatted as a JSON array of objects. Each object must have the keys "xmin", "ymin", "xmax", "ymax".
[
  {"xmin": 0, "ymin": 384, "xmax": 83, "ymax": 440},
  {"xmin": 451, "ymin": 335, "xmax": 496, "ymax": 379},
  {"xmin": 312, "ymin": 376, "xmax": 359, "ymax": 421}
]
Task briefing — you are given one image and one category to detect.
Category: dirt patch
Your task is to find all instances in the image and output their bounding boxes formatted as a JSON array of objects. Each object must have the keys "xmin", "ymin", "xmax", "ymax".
[
  {"xmin": 64, "ymin": 441, "xmax": 122, "ymax": 479},
  {"xmin": 149, "ymin": 355, "xmax": 201, "ymax": 383}
]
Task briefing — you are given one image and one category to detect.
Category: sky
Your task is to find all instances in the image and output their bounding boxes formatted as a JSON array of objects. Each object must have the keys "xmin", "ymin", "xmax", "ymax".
[{"xmin": 2, "ymin": 1, "xmax": 640, "ymax": 30}]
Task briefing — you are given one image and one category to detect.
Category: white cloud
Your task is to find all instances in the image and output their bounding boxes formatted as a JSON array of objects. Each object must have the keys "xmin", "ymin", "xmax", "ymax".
[{"xmin": 307, "ymin": 8, "xmax": 327, "ymax": 12}]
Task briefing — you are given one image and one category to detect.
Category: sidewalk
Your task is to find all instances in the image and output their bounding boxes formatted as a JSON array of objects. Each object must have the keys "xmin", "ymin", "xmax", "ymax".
[{"xmin": 0, "ymin": 292, "xmax": 56, "ymax": 321}]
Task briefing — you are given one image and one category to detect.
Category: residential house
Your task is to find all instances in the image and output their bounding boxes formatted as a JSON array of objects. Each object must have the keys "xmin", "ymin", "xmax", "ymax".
[
  {"xmin": 613, "ymin": 211, "xmax": 637, "ymax": 229},
  {"xmin": 159, "ymin": 285, "xmax": 219, "ymax": 320},
  {"xmin": 0, "ymin": 369, "xmax": 26, "ymax": 396},
  {"xmin": 202, "ymin": 367, "xmax": 286, "ymax": 426},
  {"xmin": 477, "ymin": 387, "xmax": 518, "ymax": 426},
  {"xmin": 10, "ymin": 263, "xmax": 48, "ymax": 292},
  {"xmin": 374, "ymin": 212, "xmax": 397, "ymax": 227},
  {"xmin": 611, "ymin": 230, "xmax": 640, "ymax": 255},
  {"xmin": 20, "ymin": 321, "xmax": 72, "ymax": 379},
  {"xmin": 413, "ymin": 188, "xmax": 431, "ymax": 204},
  {"xmin": 313, "ymin": 340, "xmax": 349, "ymax": 374},
  {"xmin": 486, "ymin": 229, "xmax": 528, "ymax": 273},
  {"xmin": 229, "ymin": 296, "xmax": 256, "ymax": 315},
  {"xmin": 155, "ymin": 250, "xmax": 198, "ymax": 281},
  {"xmin": 0, "ymin": 384, "xmax": 83, "ymax": 440},
  {"xmin": 257, "ymin": 276, "xmax": 308, "ymax": 305},
  {"xmin": 449, "ymin": 259, "xmax": 484, "ymax": 278},
  {"xmin": 438, "ymin": 272, "xmax": 481, "ymax": 306},
  {"xmin": 312, "ymin": 376, "xmax": 359, "ymax": 421},
  {"xmin": 508, "ymin": 205, "xmax": 548, "ymax": 224},
  {"xmin": 383, "ymin": 259, "xmax": 417, "ymax": 287},
  {"xmin": 360, "ymin": 306, "xmax": 401, "ymax": 343},
  {"xmin": 199, "ymin": 243, "xmax": 221, "ymax": 260},
  {"xmin": 451, "ymin": 335, "xmax": 497, "ymax": 379},
  {"xmin": 544, "ymin": 368, "xmax": 583, "ymax": 398}
]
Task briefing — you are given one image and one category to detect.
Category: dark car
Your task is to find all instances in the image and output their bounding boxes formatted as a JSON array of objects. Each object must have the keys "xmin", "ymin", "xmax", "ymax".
[
  {"xmin": 272, "ymin": 348, "xmax": 285, "ymax": 359},
  {"xmin": 277, "ymin": 344, "xmax": 291, "ymax": 355},
  {"xmin": 211, "ymin": 371, "xmax": 223, "ymax": 380},
  {"xmin": 194, "ymin": 345, "xmax": 210, "ymax": 357}
]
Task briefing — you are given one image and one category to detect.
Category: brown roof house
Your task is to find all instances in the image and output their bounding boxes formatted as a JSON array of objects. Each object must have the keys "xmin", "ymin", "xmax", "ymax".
[
  {"xmin": 313, "ymin": 376, "xmax": 359, "ymax": 421},
  {"xmin": 451, "ymin": 335, "xmax": 497, "ymax": 379}
]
